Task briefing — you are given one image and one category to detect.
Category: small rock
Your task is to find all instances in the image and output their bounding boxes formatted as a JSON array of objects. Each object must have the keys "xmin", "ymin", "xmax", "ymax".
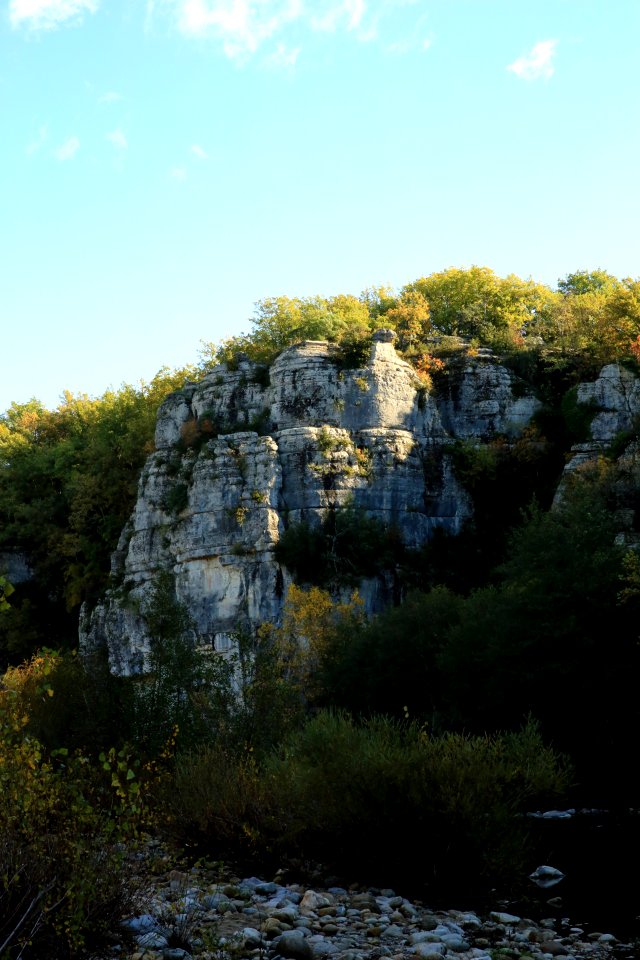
[
  {"xmin": 257, "ymin": 882, "xmax": 281, "ymax": 896},
  {"xmin": 241, "ymin": 927, "xmax": 263, "ymax": 948},
  {"xmin": 276, "ymin": 930, "xmax": 313, "ymax": 960},
  {"xmin": 529, "ymin": 866, "xmax": 566, "ymax": 889},
  {"xmin": 490, "ymin": 912, "xmax": 521, "ymax": 925},
  {"xmin": 300, "ymin": 891, "xmax": 334, "ymax": 914},
  {"xmin": 413, "ymin": 943, "xmax": 446, "ymax": 958},
  {"xmin": 540, "ymin": 942, "xmax": 568, "ymax": 955},
  {"xmin": 308, "ymin": 939, "xmax": 340, "ymax": 958},
  {"xmin": 137, "ymin": 932, "xmax": 170, "ymax": 949},
  {"xmin": 265, "ymin": 918, "xmax": 285, "ymax": 938}
]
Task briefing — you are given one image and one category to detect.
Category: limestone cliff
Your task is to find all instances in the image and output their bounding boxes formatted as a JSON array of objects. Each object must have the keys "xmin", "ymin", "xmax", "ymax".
[
  {"xmin": 80, "ymin": 333, "xmax": 541, "ymax": 675},
  {"xmin": 554, "ymin": 364, "xmax": 640, "ymax": 542}
]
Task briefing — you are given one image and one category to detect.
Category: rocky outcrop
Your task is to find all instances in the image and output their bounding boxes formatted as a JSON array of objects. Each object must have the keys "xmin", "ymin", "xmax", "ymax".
[
  {"xmin": 80, "ymin": 334, "xmax": 542, "ymax": 675},
  {"xmin": 555, "ymin": 364, "xmax": 640, "ymax": 519}
]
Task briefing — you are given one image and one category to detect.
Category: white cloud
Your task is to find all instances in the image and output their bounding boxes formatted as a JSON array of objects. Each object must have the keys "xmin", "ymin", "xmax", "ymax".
[
  {"xmin": 311, "ymin": 0, "xmax": 365, "ymax": 34},
  {"xmin": 99, "ymin": 91, "xmax": 123, "ymax": 104},
  {"xmin": 10, "ymin": 0, "xmax": 98, "ymax": 29},
  {"xmin": 387, "ymin": 32, "xmax": 430, "ymax": 54},
  {"xmin": 55, "ymin": 135, "xmax": 80, "ymax": 161},
  {"xmin": 174, "ymin": 0, "xmax": 301, "ymax": 58},
  {"xmin": 152, "ymin": 0, "xmax": 424, "ymax": 59},
  {"xmin": 106, "ymin": 128, "xmax": 128, "ymax": 149},
  {"xmin": 265, "ymin": 41, "xmax": 299, "ymax": 68},
  {"xmin": 26, "ymin": 124, "xmax": 48, "ymax": 156},
  {"xmin": 507, "ymin": 39, "xmax": 557, "ymax": 81},
  {"xmin": 191, "ymin": 144, "xmax": 208, "ymax": 159},
  {"xmin": 171, "ymin": 166, "xmax": 187, "ymax": 180}
]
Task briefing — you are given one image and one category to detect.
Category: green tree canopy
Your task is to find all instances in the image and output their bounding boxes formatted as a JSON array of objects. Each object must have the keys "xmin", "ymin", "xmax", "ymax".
[
  {"xmin": 403, "ymin": 266, "xmax": 558, "ymax": 343},
  {"xmin": 0, "ymin": 366, "xmax": 195, "ymax": 660}
]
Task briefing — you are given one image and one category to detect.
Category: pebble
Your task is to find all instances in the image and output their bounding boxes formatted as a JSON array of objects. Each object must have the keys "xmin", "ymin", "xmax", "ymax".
[{"xmin": 114, "ymin": 849, "xmax": 634, "ymax": 960}]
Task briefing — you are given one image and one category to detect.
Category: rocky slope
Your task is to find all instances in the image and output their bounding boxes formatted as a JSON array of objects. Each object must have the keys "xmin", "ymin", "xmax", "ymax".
[{"xmin": 81, "ymin": 338, "xmax": 640, "ymax": 677}]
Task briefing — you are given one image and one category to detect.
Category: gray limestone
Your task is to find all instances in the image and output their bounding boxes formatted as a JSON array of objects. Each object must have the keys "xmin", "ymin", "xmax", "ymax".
[{"xmin": 80, "ymin": 337, "xmax": 545, "ymax": 675}]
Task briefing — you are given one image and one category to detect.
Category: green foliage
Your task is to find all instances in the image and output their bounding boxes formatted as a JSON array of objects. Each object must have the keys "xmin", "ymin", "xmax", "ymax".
[
  {"xmin": 443, "ymin": 427, "xmax": 562, "ymax": 580},
  {"xmin": 274, "ymin": 505, "xmax": 403, "ymax": 587},
  {"xmin": 203, "ymin": 293, "xmax": 375, "ymax": 369},
  {"xmin": 404, "ymin": 267, "xmax": 558, "ymax": 342},
  {"xmin": 2, "ymin": 648, "xmax": 133, "ymax": 754},
  {"xmin": 166, "ymin": 711, "xmax": 570, "ymax": 895},
  {"xmin": 332, "ymin": 331, "xmax": 373, "ymax": 369},
  {"xmin": 163, "ymin": 740, "xmax": 278, "ymax": 860},
  {"xmin": 0, "ymin": 574, "xmax": 14, "ymax": 612},
  {"xmin": 0, "ymin": 661, "xmax": 146, "ymax": 957},
  {"xmin": 163, "ymin": 481, "xmax": 189, "ymax": 515},
  {"xmin": 437, "ymin": 471, "xmax": 640, "ymax": 800},
  {"xmin": 557, "ymin": 268, "xmax": 621, "ymax": 296},
  {"xmin": 0, "ymin": 366, "xmax": 196, "ymax": 664},
  {"xmin": 270, "ymin": 712, "xmax": 569, "ymax": 890},
  {"xmin": 130, "ymin": 571, "xmax": 218, "ymax": 755},
  {"xmin": 315, "ymin": 586, "xmax": 462, "ymax": 724}
]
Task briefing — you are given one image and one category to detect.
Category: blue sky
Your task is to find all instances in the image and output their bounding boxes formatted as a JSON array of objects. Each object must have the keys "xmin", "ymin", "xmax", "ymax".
[{"xmin": 1, "ymin": 0, "xmax": 639, "ymax": 412}]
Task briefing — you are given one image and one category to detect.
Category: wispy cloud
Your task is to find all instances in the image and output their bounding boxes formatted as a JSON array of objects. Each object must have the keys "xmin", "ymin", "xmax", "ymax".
[
  {"xmin": 149, "ymin": 0, "xmax": 430, "ymax": 61},
  {"xmin": 386, "ymin": 28, "xmax": 432, "ymax": 54},
  {"xmin": 26, "ymin": 124, "xmax": 48, "ymax": 156},
  {"xmin": 507, "ymin": 39, "xmax": 557, "ymax": 81},
  {"xmin": 191, "ymin": 144, "xmax": 208, "ymax": 159},
  {"xmin": 10, "ymin": 0, "xmax": 98, "ymax": 30},
  {"xmin": 106, "ymin": 128, "xmax": 128, "ymax": 149},
  {"xmin": 173, "ymin": 0, "xmax": 301, "ymax": 58},
  {"xmin": 265, "ymin": 41, "xmax": 299, "ymax": 68},
  {"xmin": 311, "ymin": 0, "xmax": 365, "ymax": 33},
  {"xmin": 170, "ymin": 166, "xmax": 187, "ymax": 180},
  {"xmin": 99, "ymin": 91, "xmax": 123, "ymax": 104},
  {"xmin": 55, "ymin": 135, "xmax": 80, "ymax": 161}
]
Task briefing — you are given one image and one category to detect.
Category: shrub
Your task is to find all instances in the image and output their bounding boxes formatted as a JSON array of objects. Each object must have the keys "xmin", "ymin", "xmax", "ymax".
[
  {"xmin": 162, "ymin": 741, "xmax": 280, "ymax": 861},
  {"xmin": 1, "ymin": 648, "xmax": 133, "ymax": 753},
  {"xmin": 128, "ymin": 571, "xmax": 229, "ymax": 756},
  {"xmin": 561, "ymin": 385, "xmax": 599, "ymax": 442},
  {"xmin": 165, "ymin": 711, "xmax": 570, "ymax": 898},
  {"xmin": 163, "ymin": 482, "xmax": 189, "ymax": 515},
  {"xmin": 0, "ymin": 681, "xmax": 145, "ymax": 957},
  {"xmin": 267, "ymin": 712, "xmax": 570, "ymax": 895},
  {"xmin": 274, "ymin": 506, "xmax": 404, "ymax": 587}
]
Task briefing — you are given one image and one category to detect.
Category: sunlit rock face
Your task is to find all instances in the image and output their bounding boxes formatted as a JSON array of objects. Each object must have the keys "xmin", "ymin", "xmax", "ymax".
[
  {"xmin": 80, "ymin": 334, "xmax": 541, "ymax": 675},
  {"xmin": 554, "ymin": 363, "xmax": 640, "ymax": 511}
]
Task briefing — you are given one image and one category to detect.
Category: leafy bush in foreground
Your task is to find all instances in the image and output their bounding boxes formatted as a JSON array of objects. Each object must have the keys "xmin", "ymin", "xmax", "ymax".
[
  {"xmin": 165, "ymin": 711, "xmax": 570, "ymax": 898},
  {"xmin": 0, "ymin": 658, "xmax": 146, "ymax": 958}
]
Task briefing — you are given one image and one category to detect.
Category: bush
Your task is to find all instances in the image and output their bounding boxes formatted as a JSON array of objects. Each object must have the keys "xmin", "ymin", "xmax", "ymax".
[
  {"xmin": 265, "ymin": 712, "xmax": 570, "ymax": 895},
  {"xmin": 1, "ymin": 647, "xmax": 133, "ymax": 753},
  {"xmin": 274, "ymin": 506, "xmax": 404, "ymax": 587},
  {"xmin": 0, "ymin": 681, "xmax": 145, "ymax": 957},
  {"xmin": 561, "ymin": 385, "xmax": 599, "ymax": 442},
  {"xmin": 164, "ymin": 710, "xmax": 570, "ymax": 899},
  {"xmin": 314, "ymin": 586, "xmax": 461, "ymax": 723},
  {"xmin": 162, "ymin": 741, "xmax": 280, "ymax": 862}
]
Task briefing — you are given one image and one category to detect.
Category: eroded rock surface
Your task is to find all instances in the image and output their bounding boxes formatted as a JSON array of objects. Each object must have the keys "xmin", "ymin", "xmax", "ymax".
[
  {"xmin": 555, "ymin": 364, "xmax": 640, "ymax": 523},
  {"xmin": 81, "ymin": 336, "xmax": 542, "ymax": 675}
]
